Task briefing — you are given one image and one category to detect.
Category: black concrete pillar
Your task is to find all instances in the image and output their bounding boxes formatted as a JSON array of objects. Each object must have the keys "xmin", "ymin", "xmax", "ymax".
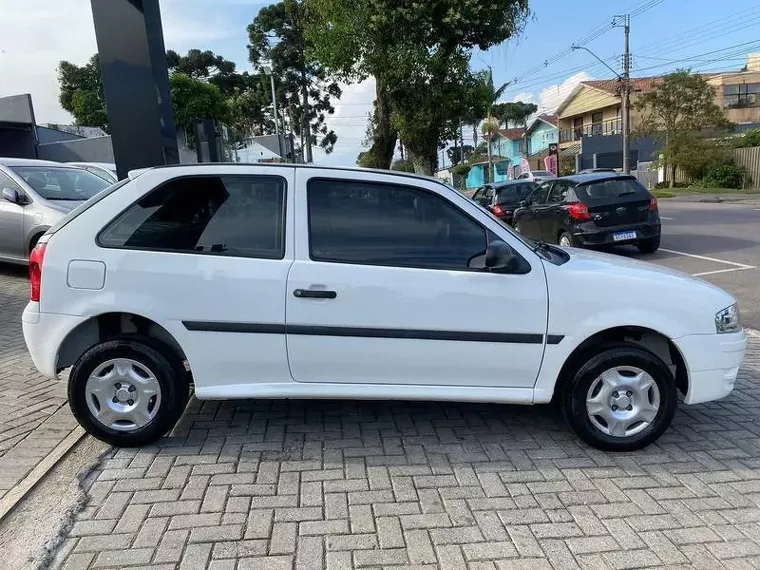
[{"xmin": 91, "ymin": 0, "xmax": 179, "ymax": 179}]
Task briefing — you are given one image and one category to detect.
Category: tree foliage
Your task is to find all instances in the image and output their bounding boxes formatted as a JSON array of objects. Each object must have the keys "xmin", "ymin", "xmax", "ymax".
[
  {"xmin": 447, "ymin": 144, "xmax": 474, "ymax": 166},
  {"xmin": 635, "ymin": 70, "xmax": 732, "ymax": 186},
  {"xmin": 737, "ymin": 129, "xmax": 760, "ymax": 148},
  {"xmin": 307, "ymin": 0, "xmax": 529, "ymax": 174},
  {"xmin": 58, "ymin": 55, "xmax": 108, "ymax": 131},
  {"xmin": 169, "ymin": 73, "xmax": 230, "ymax": 133},
  {"xmin": 248, "ymin": 0, "xmax": 341, "ymax": 157},
  {"xmin": 493, "ymin": 101, "xmax": 538, "ymax": 128}
]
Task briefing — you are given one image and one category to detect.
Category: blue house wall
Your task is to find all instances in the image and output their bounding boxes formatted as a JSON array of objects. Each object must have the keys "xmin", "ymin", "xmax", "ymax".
[{"xmin": 528, "ymin": 121, "xmax": 558, "ymax": 155}]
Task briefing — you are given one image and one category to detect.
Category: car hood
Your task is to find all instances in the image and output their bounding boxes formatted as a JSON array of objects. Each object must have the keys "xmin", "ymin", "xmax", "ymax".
[
  {"xmin": 543, "ymin": 246, "xmax": 737, "ymax": 337},
  {"xmin": 46, "ymin": 199, "xmax": 86, "ymax": 214}
]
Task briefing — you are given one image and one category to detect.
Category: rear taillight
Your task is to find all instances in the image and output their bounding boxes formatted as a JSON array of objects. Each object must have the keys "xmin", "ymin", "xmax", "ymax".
[
  {"xmin": 492, "ymin": 204, "xmax": 505, "ymax": 217},
  {"xmin": 29, "ymin": 241, "xmax": 47, "ymax": 302},
  {"xmin": 649, "ymin": 195, "xmax": 658, "ymax": 212},
  {"xmin": 567, "ymin": 202, "xmax": 591, "ymax": 221}
]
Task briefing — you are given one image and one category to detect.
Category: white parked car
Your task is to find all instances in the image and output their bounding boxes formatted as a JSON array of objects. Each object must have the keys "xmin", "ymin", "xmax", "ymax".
[
  {"xmin": 515, "ymin": 170, "xmax": 557, "ymax": 183},
  {"xmin": 22, "ymin": 164, "xmax": 746, "ymax": 450}
]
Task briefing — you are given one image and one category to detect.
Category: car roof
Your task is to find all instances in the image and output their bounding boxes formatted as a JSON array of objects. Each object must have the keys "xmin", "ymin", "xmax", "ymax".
[
  {"xmin": 128, "ymin": 162, "xmax": 454, "ymax": 187},
  {"xmin": 562, "ymin": 172, "xmax": 636, "ymax": 184},
  {"xmin": 491, "ymin": 179, "xmax": 535, "ymax": 187},
  {"xmin": 0, "ymin": 157, "xmax": 78, "ymax": 168}
]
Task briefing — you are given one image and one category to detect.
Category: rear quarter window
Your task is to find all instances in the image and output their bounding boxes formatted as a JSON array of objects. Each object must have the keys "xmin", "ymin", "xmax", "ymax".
[{"xmin": 575, "ymin": 178, "xmax": 650, "ymax": 203}]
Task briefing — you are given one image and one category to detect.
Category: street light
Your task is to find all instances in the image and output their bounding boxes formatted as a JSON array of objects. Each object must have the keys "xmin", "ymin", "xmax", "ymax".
[
  {"xmin": 262, "ymin": 65, "xmax": 284, "ymax": 161},
  {"xmin": 571, "ymin": 44, "xmax": 631, "ymax": 174}
]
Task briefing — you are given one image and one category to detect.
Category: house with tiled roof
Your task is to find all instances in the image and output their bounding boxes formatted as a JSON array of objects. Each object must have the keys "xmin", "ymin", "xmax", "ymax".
[{"xmin": 555, "ymin": 54, "xmax": 760, "ymax": 171}]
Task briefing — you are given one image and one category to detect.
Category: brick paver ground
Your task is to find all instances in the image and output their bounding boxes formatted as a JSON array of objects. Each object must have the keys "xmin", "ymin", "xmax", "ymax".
[
  {"xmin": 0, "ymin": 265, "xmax": 78, "ymax": 503},
  {"xmin": 49, "ymin": 334, "xmax": 760, "ymax": 570}
]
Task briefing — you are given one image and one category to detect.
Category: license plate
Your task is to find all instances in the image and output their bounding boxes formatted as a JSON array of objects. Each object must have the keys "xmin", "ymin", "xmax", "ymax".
[{"xmin": 613, "ymin": 230, "xmax": 637, "ymax": 242}]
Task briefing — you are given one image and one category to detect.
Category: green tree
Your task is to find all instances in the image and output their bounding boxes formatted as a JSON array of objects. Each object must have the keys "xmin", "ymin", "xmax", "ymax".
[
  {"xmin": 493, "ymin": 101, "xmax": 537, "ymax": 128},
  {"xmin": 58, "ymin": 55, "xmax": 108, "ymax": 131},
  {"xmin": 737, "ymin": 129, "xmax": 760, "ymax": 148},
  {"xmin": 391, "ymin": 158, "xmax": 415, "ymax": 172},
  {"xmin": 635, "ymin": 70, "xmax": 732, "ymax": 187},
  {"xmin": 248, "ymin": 0, "xmax": 341, "ymax": 159},
  {"xmin": 169, "ymin": 73, "xmax": 230, "ymax": 134},
  {"xmin": 447, "ymin": 144, "xmax": 474, "ymax": 166},
  {"xmin": 307, "ymin": 0, "xmax": 529, "ymax": 174},
  {"xmin": 166, "ymin": 48, "xmax": 247, "ymax": 96}
]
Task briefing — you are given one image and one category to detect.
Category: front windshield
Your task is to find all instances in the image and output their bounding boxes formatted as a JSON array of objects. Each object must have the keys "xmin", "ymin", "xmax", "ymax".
[{"xmin": 10, "ymin": 166, "xmax": 111, "ymax": 201}]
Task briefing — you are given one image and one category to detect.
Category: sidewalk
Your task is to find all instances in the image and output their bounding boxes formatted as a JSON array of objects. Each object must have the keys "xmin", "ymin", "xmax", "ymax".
[
  {"xmin": 664, "ymin": 192, "xmax": 760, "ymax": 203},
  {"xmin": 0, "ymin": 267, "xmax": 79, "ymax": 508}
]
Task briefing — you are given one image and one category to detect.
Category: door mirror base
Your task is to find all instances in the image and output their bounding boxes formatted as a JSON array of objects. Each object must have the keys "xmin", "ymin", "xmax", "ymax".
[
  {"xmin": 2, "ymin": 188, "xmax": 21, "ymax": 204},
  {"xmin": 485, "ymin": 240, "xmax": 520, "ymax": 273}
]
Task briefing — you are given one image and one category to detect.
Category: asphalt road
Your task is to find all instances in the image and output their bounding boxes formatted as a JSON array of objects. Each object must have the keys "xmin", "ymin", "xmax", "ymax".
[{"xmin": 616, "ymin": 200, "xmax": 760, "ymax": 329}]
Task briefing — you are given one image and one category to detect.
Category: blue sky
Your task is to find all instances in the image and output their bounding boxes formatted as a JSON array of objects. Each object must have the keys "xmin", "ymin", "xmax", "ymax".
[{"xmin": 2, "ymin": 0, "xmax": 759, "ymax": 166}]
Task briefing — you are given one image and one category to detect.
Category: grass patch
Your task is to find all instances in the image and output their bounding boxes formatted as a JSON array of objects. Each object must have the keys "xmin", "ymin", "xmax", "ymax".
[
  {"xmin": 658, "ymin": 186, "xmax": 760, "ymax": 195},
  {"xmin": 652, "ymin": 190, "xmax": 675, "ymax": 198}
]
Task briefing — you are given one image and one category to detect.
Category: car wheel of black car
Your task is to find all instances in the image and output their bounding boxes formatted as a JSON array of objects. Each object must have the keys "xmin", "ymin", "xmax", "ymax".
[
  {"xmin": 637, "ymin": 235, "xmax": 660, "ymax": 254},
  {"xmin": 558, "ymin": 231, "xmax": 579, "ymax": 248},
  {"xmin": 513, "ymin": 222, "xmax": 524, "ymax": 234},
  {"xmin": 561, "ymin": 344, "xmax": 677, "ymax": 452}
]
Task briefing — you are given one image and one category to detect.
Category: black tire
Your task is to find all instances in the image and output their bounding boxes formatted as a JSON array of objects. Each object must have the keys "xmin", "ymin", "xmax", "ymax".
[
  {"xmin": 558, "ymin": 231, "xmax": 579, "ymax": 248},
  {"xmin": 513, "ymin": 221, "xmax": 523, "ymax": 234},
  {"xmin": 68, "ymin": 337, "xmax": 189, "ymax": 447},
  {"xmin": 637, "ymin": 235, "xmax": 661, "ymax": 254},
  {"xmin": 560, "ymin": 344, "xmax": 677, "ymax": 452}
]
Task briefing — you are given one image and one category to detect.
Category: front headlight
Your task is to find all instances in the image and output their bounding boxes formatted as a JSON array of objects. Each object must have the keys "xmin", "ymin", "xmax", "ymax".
[{"xmin": 715, "ymin": 303, "xmax": 741, "ymax": 333}]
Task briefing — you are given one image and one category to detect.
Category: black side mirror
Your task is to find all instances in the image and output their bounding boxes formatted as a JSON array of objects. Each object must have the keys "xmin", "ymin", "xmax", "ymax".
[
  {"xmin": 2, "ymin": 188, "xmax": 20, "ymax": 204},
  {"xmin": 485, "ymin": 240, "xmax": 517, "ymax": 272}
]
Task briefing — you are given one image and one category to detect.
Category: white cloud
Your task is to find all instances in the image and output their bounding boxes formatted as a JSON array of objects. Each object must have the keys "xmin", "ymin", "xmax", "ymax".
[
  {"xmin": 314, "ymin": 77, "xmax": 375, "ymax": 166},
  {"xmin": 536, "ymin": 71, "xmax": 591, "ymax": 113},
  {"xmin": 0, "ymin": 0, "xmax": 238, "ymax": 125}
]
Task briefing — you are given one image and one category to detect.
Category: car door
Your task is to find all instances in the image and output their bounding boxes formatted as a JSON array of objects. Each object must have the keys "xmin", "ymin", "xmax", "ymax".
[
  {"xmin": 285, "ymin": 169, "xmax": 549, "ymax": 389},
  {"xmin": 542, "ymin": 180, "xmax": 572, "ymax": 242},
  {"xmin": 0, "ymin": 170, "xmax": 27, "ymax": 260},
  {"xmin": 515, "ymin": 183, "xmax": 549, "ymax": 239}
]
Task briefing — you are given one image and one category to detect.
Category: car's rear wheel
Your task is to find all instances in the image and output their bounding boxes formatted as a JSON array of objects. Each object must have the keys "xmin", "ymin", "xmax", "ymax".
[
  {"xmin": 637, "ymin": 235, "xmax": 660, "ymax": 253},
  {"xmin": 558, "ymin": 231, "xmax": 578, "ymax": 248},
  {"xmin": 561, "ymin": 345, "xmax": 677, "ymax": 451},
  {"xmin": 68, "ymin": 338, "xmax": 189, "ymax": 446},
  {"xmin": 514, "ymin": 222, "xmax": 523, "ymax": 234}
]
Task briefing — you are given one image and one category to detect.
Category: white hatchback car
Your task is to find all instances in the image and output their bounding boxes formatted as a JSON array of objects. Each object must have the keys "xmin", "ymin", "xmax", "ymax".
[{"xmin": 22, "ymin": 164, "xmax": 746, "ymax": 451}]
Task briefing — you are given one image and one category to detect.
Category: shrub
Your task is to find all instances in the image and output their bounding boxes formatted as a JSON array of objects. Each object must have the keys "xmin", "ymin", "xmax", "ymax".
[
  {"xmin": 451, "ymin": 163, "xmax": 472, "ymax": 176},
  {"xmin": 654, "ymin": 181, "xmax": 689, "ymax": 189},
  {"xmin": 736, "ymin": 129, "xmax": 760, "ymax": 148},
  {"xmin": 701, "ymin": 164, "xmax": 745, "ymax": 189}
]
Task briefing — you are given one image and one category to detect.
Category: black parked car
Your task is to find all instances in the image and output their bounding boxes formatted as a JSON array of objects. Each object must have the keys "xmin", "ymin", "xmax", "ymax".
[
  {"xmin": 512, "ymin": 173, "xmax": 661, "ymax": 253},
  {"xmin": 471, "ymin": 180, "xmax": 537, "ymax": 225}
]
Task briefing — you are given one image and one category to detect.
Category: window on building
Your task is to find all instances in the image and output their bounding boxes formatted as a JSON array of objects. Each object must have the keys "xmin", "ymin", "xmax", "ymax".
[
  {"xmin": 724, "ymin": 84, "xmax": 760, "ymax": 108},
  {"xmin": 592, "ymin": 112, "xmax": 604, "ymax": 136}
]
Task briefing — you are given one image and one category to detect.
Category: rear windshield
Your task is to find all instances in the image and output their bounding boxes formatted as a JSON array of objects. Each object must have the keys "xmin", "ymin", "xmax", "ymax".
[
  {"xmin": 10, "ymin": 165, "xmax": 111, "ymax": 200},
  {"xmin": 576, "ymin": 178, "xmax": 649, "ymax": 203},
  {"xmin": 496, "ymin": 183, "xmax": 535, "ymax": 203}
]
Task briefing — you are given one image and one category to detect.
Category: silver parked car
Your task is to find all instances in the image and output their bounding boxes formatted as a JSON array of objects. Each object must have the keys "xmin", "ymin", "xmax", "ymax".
[
  {"xmin": 67, "ymin": 162, "xmax": 118, "ymax": 183},
  {"xmin": 0, "ymin": 158, "xmax": 112, "ymax": 264}
]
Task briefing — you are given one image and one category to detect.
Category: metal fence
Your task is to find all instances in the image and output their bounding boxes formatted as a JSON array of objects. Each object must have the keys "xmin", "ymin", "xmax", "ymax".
[{"xmin": 735, "ymin": 146, "xmax": 760, "ymax": 188}]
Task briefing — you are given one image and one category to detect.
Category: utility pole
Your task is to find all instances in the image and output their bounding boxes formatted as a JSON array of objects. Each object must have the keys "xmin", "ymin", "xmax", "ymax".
[{"xmin": 619, "ymin": 14, "xmax": 631, "ymax": 174}]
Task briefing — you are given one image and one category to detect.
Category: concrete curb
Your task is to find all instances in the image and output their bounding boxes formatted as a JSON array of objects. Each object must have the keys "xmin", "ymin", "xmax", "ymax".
[{"xmin": 0, "ymin": 427, "xmax": 86, "ymax": 524}]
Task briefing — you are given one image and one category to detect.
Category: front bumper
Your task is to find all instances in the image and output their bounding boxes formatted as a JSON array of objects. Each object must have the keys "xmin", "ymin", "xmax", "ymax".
[
  {"xmin": 674, "ymin": 329, "xmax": 747, "ymax": 404},
  {"xmin": 574, "ymin": 219, "xmax": 660, "ymax": 246},
  {"xmin": 22, "ymin": 302, "xmax": 87, "ymax": 378}
]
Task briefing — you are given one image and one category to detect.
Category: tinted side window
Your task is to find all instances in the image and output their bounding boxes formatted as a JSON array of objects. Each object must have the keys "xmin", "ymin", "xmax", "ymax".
[
  {"xmin": 531, "ymin": 184, "xmax": 550, "ymax": 204},
  {"xmin": 308, "ymin": 179, "xmax": 487, "ymax": 271},
  {"xmin": 99, "ymin": 175, "xmax": 286, "ymax": 259},
  {"xmin": 548, "ymin": 182, "xmax": 570, "ymax": 203}
]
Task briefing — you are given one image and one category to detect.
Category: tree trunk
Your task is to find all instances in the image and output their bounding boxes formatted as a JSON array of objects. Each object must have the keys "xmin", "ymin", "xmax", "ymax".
[
  {"xmin": 486, "ymin": 137, "xmax": 492, "ymax": 184},
  {"xmin": 300, "ymin": 67, "xmax": 312, "ymax": 163},
  {"xmin": 367, "ymin": 76, "xmax": 396, "ymax": 169},
  {"xmin": 409, "ymin": 149, "xmax": 437, "ymax": 176},
  {"xmin": 670, "ymin": 164, "xmax": 676, "ymax": 189}
]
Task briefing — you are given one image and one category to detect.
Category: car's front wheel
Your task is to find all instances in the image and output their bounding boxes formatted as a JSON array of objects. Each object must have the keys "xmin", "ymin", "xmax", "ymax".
[
  {"xmin": 68, "ymin": 338, "xmax": 189, "ymax": 446},
  {"xmin": 561, "ymin": 345, "xmax": 677, "ymax": 451}
]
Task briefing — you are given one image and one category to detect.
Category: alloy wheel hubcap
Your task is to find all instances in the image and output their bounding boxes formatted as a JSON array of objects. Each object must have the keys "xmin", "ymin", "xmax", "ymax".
[
  {"xmin": 85, "ymin": 358, "xmax": 162, "ymax": 432},
  {"xmin": 585, "ymin": 366, "xmax": 660, "ymax": 438},
  {"xmin": 560, "ymin": 236, "xmax": 571, "ymax": 246}
]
